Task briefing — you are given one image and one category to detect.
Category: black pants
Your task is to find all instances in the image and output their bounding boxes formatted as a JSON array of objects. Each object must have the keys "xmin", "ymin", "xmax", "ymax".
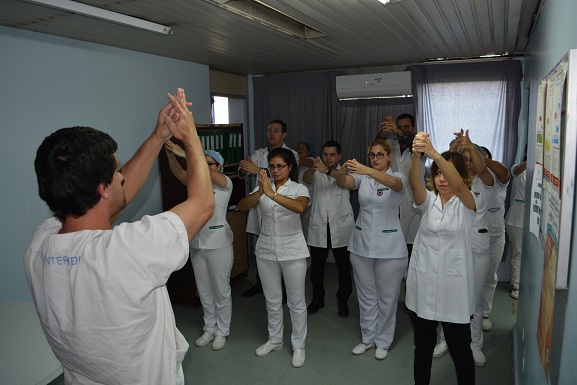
[
  {"xmin": 309, "ymin": 225, "xmax": 352, "ymax": 304},
  {"xmin": 409, "ymin": 310, "xmax": 475, "ymax": 385}
]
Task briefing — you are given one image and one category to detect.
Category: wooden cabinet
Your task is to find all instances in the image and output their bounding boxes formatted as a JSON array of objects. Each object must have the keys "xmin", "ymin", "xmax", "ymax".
[{"xmin": 160, "ymin": 123, "xmax": 248, "ymax": 307}]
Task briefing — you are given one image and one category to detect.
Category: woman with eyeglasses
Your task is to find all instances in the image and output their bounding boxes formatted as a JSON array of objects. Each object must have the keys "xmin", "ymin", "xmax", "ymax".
[
  {"xmin": 406, "ymin": 132, "xmax": 476, "ymax": 385},
  {"xmin": 165, "ymin": 146, "xmax": 234, "ymax": 351},
  {"xmin": 238, "ymin": 147, "xmax": 310, "ymax": 368},
  {"xmin": 336, "ymin": 139, "xmax": 407, "ymax": 361}
]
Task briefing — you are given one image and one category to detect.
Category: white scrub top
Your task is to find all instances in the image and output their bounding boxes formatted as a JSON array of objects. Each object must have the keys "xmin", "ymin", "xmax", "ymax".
[
  {"xmin": 405, "ymin": 190, "xmax": 476, "ymax": 323},
  {"xmin": 486, "ymin": 170, "xmax": 509, "ymax": 236},
  {"xmin": 388, "ymin": 138, "xmax": 426, "ymax": 244},
  {"xmin": 347, "ymin": 171, "xmax": 408, "ymax": 259},
  {"xmin": 238, "ymin": 144, "xmax": 298, "ymax": 235},
  {"xmin": 505, "ymin": 165, "xmax": 526, "ymax": 227},
  {"xmin": 24, "ymin": 212, "xmax": 190, "ymax": 385},
  {"xmin": 307, "ymin": 165, "xmax": 355, "ymax": 248},
  {"xmin": 470, "ymin": 176, "xmax": 492, "ymax": 253},
  {"xmin": 253, "ymin": 180, "xmax": 310, "ymax": 261},
  {"xmin": 190, "ymin": 176, "xmax": 234, "ymax": 249}
]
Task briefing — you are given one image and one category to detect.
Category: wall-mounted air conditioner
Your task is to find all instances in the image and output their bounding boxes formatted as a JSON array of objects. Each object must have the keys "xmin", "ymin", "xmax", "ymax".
[{"xmin": 336, "ymin": 71, "xmax": 412, "ymax": 99}]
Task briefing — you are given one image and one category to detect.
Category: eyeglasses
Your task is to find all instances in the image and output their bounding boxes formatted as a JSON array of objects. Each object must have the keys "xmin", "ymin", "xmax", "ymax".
[
  {"xmin": 462, "ymin": 156, "xmax": 471, "ymax": 163},
  {"xmin": 207, "ymin": 162, "xmax": 218, "ymax": 167},
  {"xmin": 268, "ymin": 163, "xmax": 288, "ymax": 171},
  {"xmin": 368, "ymin": 152, "xmax": 386, "ymax": 159}
]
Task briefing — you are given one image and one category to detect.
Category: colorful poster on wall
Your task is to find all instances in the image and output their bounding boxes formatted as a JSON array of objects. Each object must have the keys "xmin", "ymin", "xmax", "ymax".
[
  {"xmin": 530, "ymin": 82, "xmax": 545, "ymax": 237},
  {"xmin": 536, "ymin": 49, "xmax": 576, "ymax": 381}
]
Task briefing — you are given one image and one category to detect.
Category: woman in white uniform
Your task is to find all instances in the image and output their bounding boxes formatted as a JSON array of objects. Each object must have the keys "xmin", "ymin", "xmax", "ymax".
[
  {"xmin": 336, "ymin": 139, "xmax": 407, "ymax": 360},
  {"xmin": 238, "ymin": 147, "xmax": 310, "ymax": 368},
  {"xmin": 433, "ymin": 131, "xmax": 493, "ymax": 368},
  {"xmin": 166, "ymin": 147, "xmax": 234, "ymax": 351},
  {"xmin": 406, "ymin": 132, "xmax": 476, "ymax": 385}
]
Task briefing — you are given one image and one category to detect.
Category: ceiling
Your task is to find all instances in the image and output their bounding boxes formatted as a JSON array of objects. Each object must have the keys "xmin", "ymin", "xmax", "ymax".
[{"xmin": 0, "ymin": 0, "xmax": 542, "ymax": 75}]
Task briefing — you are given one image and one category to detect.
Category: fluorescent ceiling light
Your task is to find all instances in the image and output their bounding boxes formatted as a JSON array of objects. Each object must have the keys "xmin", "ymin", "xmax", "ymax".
[
  {"xmin": 213, "ymin": 0, "xmax": 327, "ymax": 40},
  {"xmin": 26, "ymin": 0, "xmax": 172, "ymax": 35},
  {"xmin": 378, "ymin": 0, "xmax": 402, "ymax": 4}
]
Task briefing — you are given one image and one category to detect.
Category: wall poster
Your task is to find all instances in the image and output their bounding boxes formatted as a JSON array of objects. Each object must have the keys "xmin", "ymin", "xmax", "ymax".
[{"xmin": 536, "ymin": 49, "xmax": 576, "ymax": 382}]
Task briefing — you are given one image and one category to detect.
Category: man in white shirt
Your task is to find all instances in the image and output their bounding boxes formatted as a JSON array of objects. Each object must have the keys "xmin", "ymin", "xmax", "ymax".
[
  {"xmin": 238, "ymin": 119, "xmax": 298, "ymax": 297},
  {"xmin": 24, "ymin": 88, "xmax": 214, "ymax": 385},
  {"xmin": 303, "ymin": 140, "xmax": 355, "ymax": 317}
]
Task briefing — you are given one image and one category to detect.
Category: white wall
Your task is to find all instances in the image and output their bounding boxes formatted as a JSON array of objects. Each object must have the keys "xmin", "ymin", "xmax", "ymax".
[
  {"xmin": 515, "ymin": 0, "xmax": 577, "ymax": 384},
  {"xmin": 0, "ymin": 26, "xmax": 211, "ymax": 301}
]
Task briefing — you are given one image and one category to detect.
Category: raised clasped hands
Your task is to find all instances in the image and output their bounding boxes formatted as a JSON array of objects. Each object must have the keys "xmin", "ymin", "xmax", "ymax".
[
  {"xmin": 380, "ymin": 115, "xmax": 400, "ymax": 137},
  {"xmin": 258, "ymin": 169, "xmax": 274, "ymax": 197},
  {"xmin": 412, "ymin": 132, "xmax": 433, "ymax": 156},
  {"xmin": 162, "ymin": 88, "xmax": 195, "ymax": 142},
  {"xmin": 240, "ymin": 156, "xmax": 259, "ymax": 175},
  {"xmin": 343, "ymin": 159, "xmax": 368, "ymax": 175},
  {"xmin": 312, "ymin": 156, "xmax": 328, "ymax": 173}
]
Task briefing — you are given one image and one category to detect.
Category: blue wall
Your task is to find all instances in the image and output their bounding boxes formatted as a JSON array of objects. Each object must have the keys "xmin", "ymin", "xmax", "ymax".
[
  {"xmin": 516, "ymin": 0, "xmax": 577, "ymax": 384},
  {"xmin": 0, "ymin": 26, "xmax": 211, "ymax": 301}
]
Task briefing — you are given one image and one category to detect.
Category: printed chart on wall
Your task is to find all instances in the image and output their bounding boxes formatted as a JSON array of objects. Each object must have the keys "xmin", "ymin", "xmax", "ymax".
[{"xmin": 535, "ymin": 49, "xmax": 577, "ymax": 382}]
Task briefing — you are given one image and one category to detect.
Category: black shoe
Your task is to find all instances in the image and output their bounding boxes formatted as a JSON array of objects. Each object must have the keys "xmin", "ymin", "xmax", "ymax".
[
  {"xmin": 307, "ymin": 300, "xmax": 325, "ymax": 314},
  {"xmin": 241, "ymin": 283, "xmax": 263, "ymax": 298},
  {"xmin": 338, "ymin": 302, "xmax": 349, "ymax": 317}
]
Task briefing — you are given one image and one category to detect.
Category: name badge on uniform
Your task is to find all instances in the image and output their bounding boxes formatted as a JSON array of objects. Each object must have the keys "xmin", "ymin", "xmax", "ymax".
[{"xmin": 376, "ymin": 187, "xmax": 389, "ymax": 196}]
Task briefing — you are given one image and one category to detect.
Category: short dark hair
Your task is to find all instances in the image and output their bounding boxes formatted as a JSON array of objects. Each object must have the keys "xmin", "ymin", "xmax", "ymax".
[
  {"xmin": 481, "ymin": 146, "xmax": 492, "ymax": 160},
  {"xmin": 269, "ymin": 119, "xmax": 287, "ymax": 133},
  {"xmin": 396, "ymin": 113, "xmax": 415, "ymax": 127},
  {"xmin": 322, "ymin": 140, "xmax": 341, "ymax": 155},
  {"xmin": 35, "ymin": 127, "xmax": 118, "ymax": 221},
  {"xmin": 427, "ymin": 151, "xmax": 472, "ymax": 194},
  {"xmin": 268, "ymin": 147, "xmax": 299, "ymax": 182}
]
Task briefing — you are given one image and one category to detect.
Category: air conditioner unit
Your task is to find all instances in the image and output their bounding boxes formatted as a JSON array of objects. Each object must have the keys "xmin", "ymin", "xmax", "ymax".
[{"xmin": 336, "ymin": 71, "xmax": 412, "ymax": 99}]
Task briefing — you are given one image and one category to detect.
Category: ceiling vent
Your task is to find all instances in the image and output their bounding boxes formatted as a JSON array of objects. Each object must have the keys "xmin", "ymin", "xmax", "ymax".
[{"xmin": 336, "ymin": 72, "xmax": 412, "ymax": 99}]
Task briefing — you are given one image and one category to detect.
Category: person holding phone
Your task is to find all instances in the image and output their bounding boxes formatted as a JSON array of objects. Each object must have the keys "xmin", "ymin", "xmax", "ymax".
[
  {"xmin": 238, "ymin": 120, "xmax": 298, "ymax": 297},
  {"xmin": 238, "ymin": 147, "xmax": 310, "ymax": 368}
]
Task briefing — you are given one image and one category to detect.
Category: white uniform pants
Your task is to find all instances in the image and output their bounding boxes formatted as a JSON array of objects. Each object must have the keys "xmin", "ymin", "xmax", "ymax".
[
  {"xmin": 350, "ymin": 253, "xmax": 407, "ymax": 349},
  {"xmin": 190, "ymin": 245, "xmax": 234, "ymax": 337},
  {"xmin": 506, "ymin": 225, "xmax": 523, "ymax": 289},
  {"xmin": 483, "ymin": 234, "xmax": 506, "ymax": 316},
  {"xmin": 256, "ymin": 257, "xmax": 308, "ymax": 350}
]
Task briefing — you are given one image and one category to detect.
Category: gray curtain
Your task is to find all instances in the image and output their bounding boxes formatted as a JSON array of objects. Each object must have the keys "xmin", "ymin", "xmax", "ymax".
[
  {"xmin": 409, "ymin": 60, "xmax": 522, "ymax": 168},
  {"xmin": 253, "ymin": 72, "xmax": 414, "ymax": 163},
  {"xmin": 337, "ymin": 97, "xmax": 414, "ymax": 163},
  {"xmin": 252, "ymin": 72, "xmax": 339, "ymax": 155}
]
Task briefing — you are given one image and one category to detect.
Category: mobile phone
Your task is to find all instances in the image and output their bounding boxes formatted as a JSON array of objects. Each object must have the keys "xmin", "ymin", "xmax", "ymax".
[{"xmin": 261, "ymin": 167, "xmax": 275, "ymax": 189}]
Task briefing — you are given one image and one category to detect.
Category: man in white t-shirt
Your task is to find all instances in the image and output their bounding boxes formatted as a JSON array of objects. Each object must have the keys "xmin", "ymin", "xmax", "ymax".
[{"xmin": 24, "ymin": 88, "xmax": 214, "ymax": 385}]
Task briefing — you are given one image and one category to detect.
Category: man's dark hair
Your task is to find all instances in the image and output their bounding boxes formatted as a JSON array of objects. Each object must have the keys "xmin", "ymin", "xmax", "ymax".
[
  {"xmin": 35, "ymin": 127, "xmax": 118, "ymax": 221},
  {"xmin": 481, "ymin": 146, "xmax": 493, "ymax": 160},
  {"xmin": 322, "ymin": 140, "xmax": 341, "ymax": 155},
  {"xmin": 396, "ymin": 113, "xmax": 415, "ymax": 127},
  {"xmin": 268, "ymin": 147, "xmax": 299, "ymax": 182},
  {"xmin": 269, "ymin": 119, "xmax": 287, "ymax": 133}
]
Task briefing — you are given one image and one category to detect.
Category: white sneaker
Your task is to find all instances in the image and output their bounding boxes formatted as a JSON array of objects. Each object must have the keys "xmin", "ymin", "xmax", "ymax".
[
  {"xmin": 511, "ymin": 289, "xmax": 519, "ymax": 299},
  {"xmin": 292, "ymin": 348, "xmax": 305, "ymax": 368},
  {"xmin": 433, "ymin": 341, "xmax": 448, "ymax": 358},
  {"xmin": 352, "ymin": 342, "xmax": 375, "ymax": 355},
  {"xmin": 255, "ymin": 341, "xmax": 283, "ymax": 357},
  {"xmin": 212, "ymin": 336, "xmax": 226, "ymax": 350},
  {"xmin": 472, "ymin": 349, "xmax": 487, "ymax": 367},
  {"xmin": 195, "ymin": 331, "xmax": 214, "ymax": 347},
  {"xmin": 482, "ymin": 316, "xmax": 493, "ymax": 331},
  {"xmin": 375, "ymin": 348, "xmax": 388, "ymax": 360}
]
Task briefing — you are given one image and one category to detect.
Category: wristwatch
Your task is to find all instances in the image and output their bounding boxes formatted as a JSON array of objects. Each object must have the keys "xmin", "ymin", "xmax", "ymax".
[{"xmin": 325, "ymin": 167, "xmax": 333, "ymax": 175}]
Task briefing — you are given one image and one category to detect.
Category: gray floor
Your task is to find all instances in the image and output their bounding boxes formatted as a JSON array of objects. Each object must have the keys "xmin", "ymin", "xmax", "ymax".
[{"xmin": 49, "ymin": 260, "xmax": 516, "ymax": 385}]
